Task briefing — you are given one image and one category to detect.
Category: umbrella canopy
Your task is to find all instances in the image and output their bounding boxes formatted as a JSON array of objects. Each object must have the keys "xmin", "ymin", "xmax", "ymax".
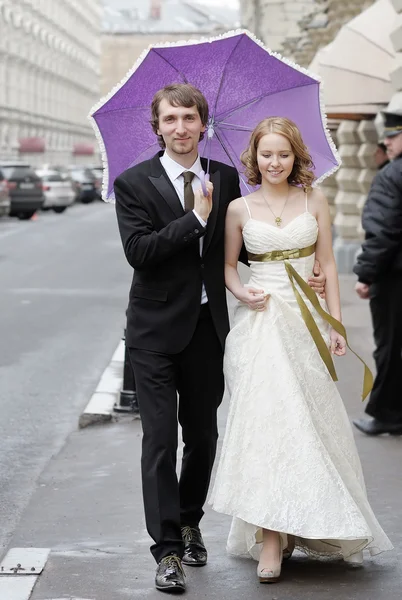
[
  {"xmin": 309, "ymin": 0, "xmax": 396, "ymax": 115},
  {"xmin": 89, "ymin": 29, "xmax": 340, "ymax": 201}
]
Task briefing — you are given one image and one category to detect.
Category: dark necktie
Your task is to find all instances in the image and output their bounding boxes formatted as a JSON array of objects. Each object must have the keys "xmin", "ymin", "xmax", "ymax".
[{"xmin": 182, "ymin": 171, "xmax": 195, "ymax": 212}]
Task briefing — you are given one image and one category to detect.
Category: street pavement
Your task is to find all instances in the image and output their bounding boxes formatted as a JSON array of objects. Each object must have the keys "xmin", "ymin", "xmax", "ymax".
[
  {"xmin": 0, "ymin": 203, "xmax": 132, "ymax": 555},
  {"xmin": 0, "ymin": 208, "xmax": 401, "ymax": 599}
]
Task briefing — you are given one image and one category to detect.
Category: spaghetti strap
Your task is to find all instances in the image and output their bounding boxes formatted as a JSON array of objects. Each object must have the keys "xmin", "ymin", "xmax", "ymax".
[
  {"xmin": 305, "ymin": 189, "xmax": 308, "ymax": 213},
  {"xmin": 242, "ymin": 196, "xmax": 252, "ymax": 219}
]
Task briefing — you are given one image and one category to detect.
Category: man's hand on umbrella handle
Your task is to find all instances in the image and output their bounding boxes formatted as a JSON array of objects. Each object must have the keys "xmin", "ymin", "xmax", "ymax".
[
  {"xmin": 194, "ymin": 181, "xmax": 213, "ymax": 222},
  {"xmin": 199, "ymin": 170, "xmax": 210, "ymax": 196},
  {"xmin": 308, "ymin": 259, "xmax": 326, "ymax": 298},
  {"xmin": 355, "ymin": 281, "xmax": 370, "ymax": 299}
]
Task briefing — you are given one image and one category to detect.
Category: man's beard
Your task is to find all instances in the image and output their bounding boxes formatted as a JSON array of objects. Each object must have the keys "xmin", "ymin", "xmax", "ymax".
[{"xmin": 172, "ymin": 140, "xmax": 196, "ymax": 155}]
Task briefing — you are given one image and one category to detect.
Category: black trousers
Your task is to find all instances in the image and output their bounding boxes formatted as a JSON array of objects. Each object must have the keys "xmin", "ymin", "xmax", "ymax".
[
  {"xmin": 365, "ymin": 274, "xmax": 402, "ymax": 423},
  {"xmin": 128, "ymin": 304, "xmax": 224, "ymax": 563}
]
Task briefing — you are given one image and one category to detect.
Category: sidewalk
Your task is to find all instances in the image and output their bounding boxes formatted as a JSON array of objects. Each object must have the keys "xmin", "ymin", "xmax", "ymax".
[{"xmin": 2, "ymin": 276, "xmax": 401, "ymax": 600}]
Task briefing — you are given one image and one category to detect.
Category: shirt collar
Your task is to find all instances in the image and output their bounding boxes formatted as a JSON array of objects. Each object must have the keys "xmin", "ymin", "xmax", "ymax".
[{"xmin": 160, "ymin": 151, "xmax": 202, "ymax": 181}]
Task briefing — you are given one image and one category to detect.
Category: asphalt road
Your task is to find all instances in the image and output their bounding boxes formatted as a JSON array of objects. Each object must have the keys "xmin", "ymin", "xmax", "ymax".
[{"xmin": 0, "ymin": 203, "xmax": 131, "ymax": 552}]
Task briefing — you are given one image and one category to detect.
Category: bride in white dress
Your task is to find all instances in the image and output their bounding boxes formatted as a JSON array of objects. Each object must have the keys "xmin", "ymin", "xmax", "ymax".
[{"xmin": 209, "ymin": 117, "xmax": 393, "ymax": 583}]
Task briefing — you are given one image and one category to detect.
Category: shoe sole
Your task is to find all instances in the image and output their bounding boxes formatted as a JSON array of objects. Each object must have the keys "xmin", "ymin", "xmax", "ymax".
[
  {"xmin": 259, "ymin": 576, "xmax": 280, "ymax": 583},
  {"xmin": 181, "ymin": 559, "xmax": 207, "ymax": 567},
  {"xmin": 155, "ymin": 584, "xmax": 186, "ymax": 594}
]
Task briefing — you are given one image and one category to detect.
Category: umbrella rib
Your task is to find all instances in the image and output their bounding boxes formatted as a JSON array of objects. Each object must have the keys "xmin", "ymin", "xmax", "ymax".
[
  {"xmin": 95, "ymin": 106, "xmax": 153, "ymax": 115},
  {"xmin": 215, "ymin": 82, "xmax": 316, "ymax": 122},
  {"xmin": 213, "ymin": 128, "xmax": 239, "ymax": 170},
  {"xmin": 210, "ymin": 35, "xmax": 244, "ymax": 121},
  {"xmin": 213, "ymin": 128, "xmax": 250, "ymax": 192},
  {"xmin": 152, "ymin": 49, "xmax": 189, "ymax": 82},
  {"xmin": 218, "ymin": 123, "xmax": 254, "ymax": 131},
  {"xmin": 127, "ymin": 141, "xmax": 160, "ymax": 169}
]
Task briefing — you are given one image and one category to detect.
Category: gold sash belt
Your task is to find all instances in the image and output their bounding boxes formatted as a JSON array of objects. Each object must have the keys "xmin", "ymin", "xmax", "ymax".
[{"xmin": 248, "ymin": 244, "xmax": 373, "ymax": 401}]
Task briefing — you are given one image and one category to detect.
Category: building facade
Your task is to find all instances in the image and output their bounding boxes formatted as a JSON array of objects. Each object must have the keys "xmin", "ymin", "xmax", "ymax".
[
  {"xmin": 0, "ymin": 0, "xmax": 102, "ymax": 165},
  {"xmin": 101, "ymin": 0, "xmax": 239, "ymax": 96}
]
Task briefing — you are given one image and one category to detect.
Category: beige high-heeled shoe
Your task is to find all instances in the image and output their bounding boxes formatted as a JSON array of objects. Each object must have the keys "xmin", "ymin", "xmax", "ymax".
[
  {"xmin": 257, "ymin": 536, "xmax": 283, "ymax": 584},
  {"xmin": 344, "ymin": 551, "xmax": 364, "ymax": 567}
]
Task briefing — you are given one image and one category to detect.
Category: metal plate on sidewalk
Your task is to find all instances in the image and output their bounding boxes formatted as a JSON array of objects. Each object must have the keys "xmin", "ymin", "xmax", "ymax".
[
  {"xmin": 0, "ymin": 547, "xmax": 50, "ymax": 575},
  {"xmin": 0, "ymin": 576, "xmax": 37, "ymax": 600}
]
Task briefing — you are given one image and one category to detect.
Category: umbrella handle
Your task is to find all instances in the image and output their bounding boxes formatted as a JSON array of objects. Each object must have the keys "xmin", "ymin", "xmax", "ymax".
[{"xmin": 199, "ymin": 170, "xmax": 210, "ymax": 196}]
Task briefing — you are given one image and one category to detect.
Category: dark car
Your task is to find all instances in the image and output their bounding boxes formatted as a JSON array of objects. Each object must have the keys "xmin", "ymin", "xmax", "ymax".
[
  {"xmin": 87, "ymin": 165, "xmax": 103, "ymax": 200},
  {"xmin": 68, "ymin": 167, "xmax": 99, "ymax": 203},
  {"xmin": 0, "ymin": 162, "xmax": 44, "ymax": 219},
  {"xmin": 0, "ymin": 170, "xmax": 11, "ymax": 217}
]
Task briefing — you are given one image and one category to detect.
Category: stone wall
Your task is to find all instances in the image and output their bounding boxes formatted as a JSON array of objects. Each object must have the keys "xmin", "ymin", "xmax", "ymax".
[
  {"xmin": 284, "ymin": 0, "xmax": 374, "ymax": 67},
  {"xmin": 240, "ymin": 0, "xmax": 374, "ymax": 67}
]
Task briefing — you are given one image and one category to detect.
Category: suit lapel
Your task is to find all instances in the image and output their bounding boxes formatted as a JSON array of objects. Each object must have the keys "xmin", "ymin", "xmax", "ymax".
[
  {"xmin": 202, "ymin": 167, "xmax": 220, "ymax": 256},
  {"xmin": 148, "ymin": 154, "xmax": 184, "ymax": 219}
]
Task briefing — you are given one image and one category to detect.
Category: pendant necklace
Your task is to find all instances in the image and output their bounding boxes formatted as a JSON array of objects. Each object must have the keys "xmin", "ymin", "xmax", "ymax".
[{"xmin": 261, "ymin": 187, "xmax": 290, "ymax": 227}]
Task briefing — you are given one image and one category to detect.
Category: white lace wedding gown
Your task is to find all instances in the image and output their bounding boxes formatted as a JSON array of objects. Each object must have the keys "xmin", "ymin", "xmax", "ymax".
[{"xmin": 209, "ymin": 196, "xmax": 393, "ymax": 561}]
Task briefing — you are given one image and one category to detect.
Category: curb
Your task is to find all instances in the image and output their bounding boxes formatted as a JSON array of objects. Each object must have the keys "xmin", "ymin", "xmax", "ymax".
[{"xmin": 78, "ymin": 340, "xmax": 125, "ymax": 429}]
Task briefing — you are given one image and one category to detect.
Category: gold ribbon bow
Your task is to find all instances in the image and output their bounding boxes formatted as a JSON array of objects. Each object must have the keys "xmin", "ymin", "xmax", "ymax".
[
  {"xmin": 248, "ymin": 244, "xmax": 315, "ymax": 263},
  {"xmin": 248, "ymin": 245, "xmax": 373, "ymax": 401}
]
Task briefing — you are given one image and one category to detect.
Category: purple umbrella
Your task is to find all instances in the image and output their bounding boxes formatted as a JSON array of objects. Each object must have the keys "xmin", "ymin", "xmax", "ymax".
[{"xmin": 89, "ymin": 30, "xmax": 340, "ymax": 201}]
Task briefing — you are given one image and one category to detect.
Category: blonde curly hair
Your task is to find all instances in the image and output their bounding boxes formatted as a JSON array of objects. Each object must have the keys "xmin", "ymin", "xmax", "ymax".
[{"xmin": 241, "ymin": 117, "xmax": 315, "ymax": 189}]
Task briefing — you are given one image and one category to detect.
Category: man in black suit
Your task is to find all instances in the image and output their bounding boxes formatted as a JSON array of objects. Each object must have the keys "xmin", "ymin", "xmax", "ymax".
[{"xmin": 114, "ymin": 83, "xmax": 325, "ymax": 593}]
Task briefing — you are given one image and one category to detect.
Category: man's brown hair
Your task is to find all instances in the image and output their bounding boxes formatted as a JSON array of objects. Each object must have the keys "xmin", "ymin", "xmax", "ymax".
[{"xmin": 151, "ymin": 83, "xmax": 209, "ymax": 148}]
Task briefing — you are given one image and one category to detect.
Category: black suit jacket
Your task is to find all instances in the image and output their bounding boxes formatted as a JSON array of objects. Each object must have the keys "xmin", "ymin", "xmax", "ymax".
[
  {"xmin": 114, "ymin": 152, "xmax": 243, "ymax": 354},
  {"xmin": 354, "ymin": 156, "xmax": 402, "ymax": 284}
]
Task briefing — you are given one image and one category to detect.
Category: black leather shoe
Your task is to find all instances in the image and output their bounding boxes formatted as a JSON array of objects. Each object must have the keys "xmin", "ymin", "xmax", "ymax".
[
  {"xmin": 181, "ymin": 526, "xmax": 207, "ymax": 567},
  {"xmin": 353, "ymin": 417, "xmax": 402, "ymax": 436},
  {"xmin": 155, "ymin": 554, "xmax": 186, "ymax": 594}
]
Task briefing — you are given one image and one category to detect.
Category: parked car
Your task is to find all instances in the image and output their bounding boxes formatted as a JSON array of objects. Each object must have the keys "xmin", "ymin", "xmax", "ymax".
[
  {"xmin": 0, "ymin": 162, "xmax": 44, "ymax": 219},
  {"xmin": 68, "ymin": 167, "xmax": 99, "ymax": 203},
  {"xmin": 89, "ymin": 166, "xmax": 103, "ymax": 200},
  {"xmin": 35, "ymin": 169, "xmax": 75, "ymax": 213},
  {"xmin": 0, "ymin": 169, "xmax": 11, "ymax": 217}
]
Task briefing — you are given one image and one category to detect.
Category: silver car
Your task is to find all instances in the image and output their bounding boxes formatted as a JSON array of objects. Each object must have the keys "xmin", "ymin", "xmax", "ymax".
[{"xmin": 36, "ymin": 169, "xmax": 75, "ymax": 213}]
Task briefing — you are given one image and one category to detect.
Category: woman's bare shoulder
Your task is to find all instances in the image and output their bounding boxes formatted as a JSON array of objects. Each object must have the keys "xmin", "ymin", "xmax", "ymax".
[
  {"xmin": 228, "ymin": 196, "xmax": 247, "ymax": 214},
  {"xmin": 307, "ymin": 186, "xmax": 329, "ymax": 213},
  {"xmin": 308, "ymin": 186, "xmax": 328, "ymax": 203}
]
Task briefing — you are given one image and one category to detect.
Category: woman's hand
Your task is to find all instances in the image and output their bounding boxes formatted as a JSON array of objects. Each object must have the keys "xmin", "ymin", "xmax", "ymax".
[
  {"xmin": 330, "ymin": 329, "xmax": 346, "ymax": 356},
  {"xmin": 236, "ymin": 287, "xmax": 270, "ymax": 311}
]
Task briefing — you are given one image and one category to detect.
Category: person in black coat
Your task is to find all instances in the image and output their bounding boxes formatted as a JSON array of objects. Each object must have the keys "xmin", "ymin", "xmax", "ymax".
[
  {"xmin": 353, "ymin": 110, "xmax": 402, "ymax": 436},
  {"xmin": 114, "ymin": 83, "xmax": 326, "ymax": 593}
]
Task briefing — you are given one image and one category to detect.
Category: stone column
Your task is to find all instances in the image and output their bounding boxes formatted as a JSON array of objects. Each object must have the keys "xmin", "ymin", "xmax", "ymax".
[
  {"xmin": 332, "ymin": 119, "xmax": 379, "ymax": 272},
  {"xmin": 356, "ymin": 120, "xmax": 379, "ymax": 239},
  {"xmin": 333, "ymin": 121, "xmax": 365, "ymax": 273}
]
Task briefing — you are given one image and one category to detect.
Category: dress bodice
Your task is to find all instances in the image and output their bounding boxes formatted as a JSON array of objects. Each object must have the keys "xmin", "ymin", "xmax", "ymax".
[
  {"xmin": 242, "ymin": 212, "xmax": 319, "ymax": 293},
  {"xmin": 242, "ymin": 211, "xmax": 318, "ymax": 255}
]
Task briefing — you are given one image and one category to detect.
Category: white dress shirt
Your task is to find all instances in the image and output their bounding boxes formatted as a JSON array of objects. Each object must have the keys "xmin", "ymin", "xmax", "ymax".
[{"xmin": 160, "ymin": 151, "xmax": 208, "ymax": 304}]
